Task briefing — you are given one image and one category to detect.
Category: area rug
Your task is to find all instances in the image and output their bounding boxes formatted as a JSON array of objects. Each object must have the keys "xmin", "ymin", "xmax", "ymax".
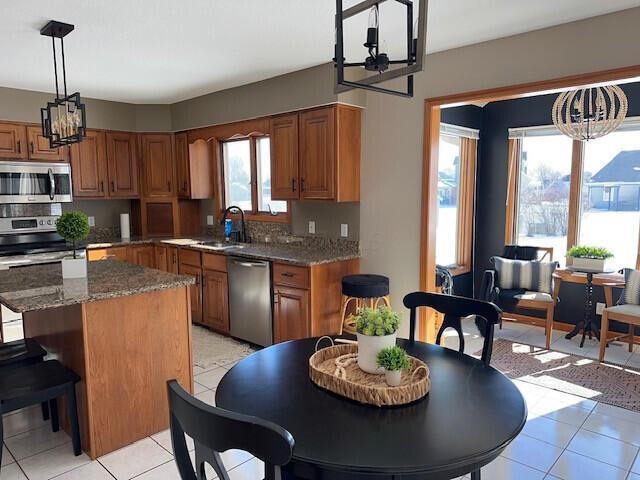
[
  {"xmin": 480, "ymin": 339, "xmax": 640, "ymax": 413},
  {"xmin": 191, "ymin": 326, "xmax": 256, "ymax": 370}
]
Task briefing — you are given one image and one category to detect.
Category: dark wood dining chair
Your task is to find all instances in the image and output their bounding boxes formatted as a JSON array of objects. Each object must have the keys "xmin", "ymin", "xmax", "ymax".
[
  {"xmin": 0, "ymin": 360, "xmax": 82, "ymax": 469},
  {"xmin": 167, "ymin": 380, "xmax": 295, "ymax": 480},
  {"xmin": 403, "ymin": 292, "xmax": 502, "ymax": 366}
]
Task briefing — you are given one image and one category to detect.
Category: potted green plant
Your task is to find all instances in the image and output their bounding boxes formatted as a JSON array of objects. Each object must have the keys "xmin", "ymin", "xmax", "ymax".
[
  {"xmin": 56, "ymin": 211, "xmax": 90, "ymax": 279},
  {"xmin": 567, "ymin": 245, "xmax": 614, "ymax": 273},
  {"xmin": 355, "ymin": 306, "xmax": 400, "ymax": 374},
  {"xmin": 377, "ymin": 346, "xmax": 410, "ymax": 386}
]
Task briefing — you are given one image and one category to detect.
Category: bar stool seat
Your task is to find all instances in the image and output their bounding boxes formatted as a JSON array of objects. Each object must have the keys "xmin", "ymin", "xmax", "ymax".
[
  {"xmin": 339, "ymin": 274, "xmax": 391, "ymax": 335},
  {"xmin": 0, "ymin": 338, "xmax": 47, "ymax": 368},
  {"xmin": 0, "ymin": 360, "xmax": 82, "ymax": 468}
]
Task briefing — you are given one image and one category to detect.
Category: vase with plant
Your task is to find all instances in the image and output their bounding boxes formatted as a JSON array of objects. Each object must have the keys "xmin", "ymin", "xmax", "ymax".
[
  {"xmin": 355, "ymin": 306, "xmax": 400, "ymax": 374},
  {"xmin": 567, "ymin": 245, "xmax": 614, "ymax": 273},
  {"xmin": 377, "ymin": 346, "xmax": 410, "ymax": 386},
  {"xmin": 56, "ymin": 211, "xmax": 90, "ymax": 278}
]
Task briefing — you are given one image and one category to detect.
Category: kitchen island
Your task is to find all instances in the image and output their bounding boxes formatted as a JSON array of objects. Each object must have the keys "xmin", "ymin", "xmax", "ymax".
[{"xmin": 0, "ymin": 260, "xmax": 195, "ymax": 458}]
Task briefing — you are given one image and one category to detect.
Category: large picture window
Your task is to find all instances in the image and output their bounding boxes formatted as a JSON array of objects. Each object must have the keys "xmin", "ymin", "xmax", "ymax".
[
  {"xmin": 221, "ymin": 135, "xmax": 287, "ymax": 218},
  {"xmin": 435, "ymin": 124, "xmax": 478, "ymax": 274},
  {"xmin": 506, "ymin": 120, "xmax": 640, "ymax": 270}
]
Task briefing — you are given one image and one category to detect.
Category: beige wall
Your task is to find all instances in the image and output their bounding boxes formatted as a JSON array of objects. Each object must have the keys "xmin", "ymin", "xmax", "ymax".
[
  {"xmin": 360, "ymin": 7, "xmax": 640, "ymax": 336},
  {"xmin": 0, "ymin": 87, "xmax": 171, "ymax": 131}
]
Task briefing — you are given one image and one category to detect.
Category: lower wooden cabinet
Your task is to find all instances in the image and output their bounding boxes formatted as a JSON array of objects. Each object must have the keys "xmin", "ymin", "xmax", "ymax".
[
  {"xmin": 128, "ymin": 245, "xmax": 155, "ymax": 268},
  {"xmin": 155, "ymin": 245, "xmax": 179, "ymax": 273},
  {"xmin": 179, "ymin": 263, "xmax": 203, "ymax": 324},
  {"xmin": 274, "ymin": 285, "xmax": 310, "ymax": 343},
  {"xmin": 202, "ymin": 269, "xmax": 230, "ymax": 333}
]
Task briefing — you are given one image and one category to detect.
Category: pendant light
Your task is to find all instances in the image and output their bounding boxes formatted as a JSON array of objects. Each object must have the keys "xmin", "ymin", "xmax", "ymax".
[
  {"xmin": 552, "ymin": 85, "xmax": 628, "ymax": 141},
  {"xmin": 40, "ymin": 21, "xmax": 87, "ymax": 148},
  {"xmin": 334, "ymin": 0, "xmax": 429, "ymax": 98}
]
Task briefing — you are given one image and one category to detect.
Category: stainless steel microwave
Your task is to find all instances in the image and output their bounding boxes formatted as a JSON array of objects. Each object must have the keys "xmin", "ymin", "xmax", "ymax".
[{"xmin": 0, "ymin": 162, "xmax": 72, "ymax": 203}]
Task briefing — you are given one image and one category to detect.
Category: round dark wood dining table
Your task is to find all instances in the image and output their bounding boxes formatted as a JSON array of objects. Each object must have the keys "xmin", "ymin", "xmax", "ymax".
[{"xmin": 215, "ymin": 338, "xmax": 527, "ymax": 480}]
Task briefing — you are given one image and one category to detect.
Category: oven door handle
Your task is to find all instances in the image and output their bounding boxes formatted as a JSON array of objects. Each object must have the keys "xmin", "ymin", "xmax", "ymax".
[{"xmin": 48, "ymin": 168, "xmax": 55, "ymax": 200}]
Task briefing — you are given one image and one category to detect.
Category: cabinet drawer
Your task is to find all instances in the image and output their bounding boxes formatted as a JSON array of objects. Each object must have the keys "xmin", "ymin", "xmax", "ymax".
[
  {"xmin": 87, "ymin": 246, "xmax": 129, "ymax": 262},
  {"xmin": 179, "ymin": 248, "xmax": 201, "ymax": 267},
  {"xmin": 202, "ymin": 253, "xmax": 227, "ymax": 272},
  {"xmin": 273, "ymin": 263, "xmax": 309, "ymax": 289}
]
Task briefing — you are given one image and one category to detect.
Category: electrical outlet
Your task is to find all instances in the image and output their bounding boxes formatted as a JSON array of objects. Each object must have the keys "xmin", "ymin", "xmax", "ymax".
[
  {"xmin": 341, "ymin": 223, "xmax": 348, "ymax": 238},
  {"xmin": 88, "ymin": 216, "xmax": 95, "ymax": 227},
  {"xmin": 308, "ymin": 221, "xmax": 316, "ymax": 234},
  {"xmin": 207, "ymin": 215, "xmax": 214, "ymax": 226},
  {"xmin": 596, "ymin": 302, "xmax": 606, "ymax": 315}
]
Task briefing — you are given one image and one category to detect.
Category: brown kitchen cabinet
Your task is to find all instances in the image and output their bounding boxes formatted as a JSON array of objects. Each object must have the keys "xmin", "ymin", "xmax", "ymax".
[
  {"xmin": 128, "ymin": 244, "xmax": 155, "ymax": 268},
  {"xmin": 106, "ymin": 132, "xmax": 139, "ymax": 198},
  {"xmin": 70, "ymin": 130, "xmax": 107, "ymax": 198},
  {"xmin": 271, "ymin": 105, "xmax": 360, "ymax": 202},
  {"xmin": 179, "ymin": 263, "xmax": 203, "ymax": 325},
  {"xmin": 202, "ymin": 269, "xmax": 230, "ymax": 333},
  {"xmin": 274, "ymin": 285, "xmax": 310, "ymax": 343},
  {"xmin": 26, "ymin": 125, "xmax": 68, "ymax": 162},
  {"xmin": 155, "ymin": 244, "xmax": 179, "ymax": 273},
  {"xmin": 269, "ymin": 113, "xmax": 299, "ymax": 200},
  {"xmin": 141, "ymin": 134, "xmax": 174, "ymax": 198},
  {"xmin": 0, "ymin": 122, "xmax": 28, "ymax": 159},
  {"xmin": 175, "ymin": 133, "xmax": 214, "ymax": 200}
]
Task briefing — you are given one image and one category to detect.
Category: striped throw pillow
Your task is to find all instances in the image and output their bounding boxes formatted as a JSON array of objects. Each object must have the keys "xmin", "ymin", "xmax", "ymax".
[
  {"xmin": 493, "ymin": 258, "xmax": 557, "ymax": 294},
  {"xmin": 618, "ymin": 268, "xmax": 640, "ymax": 305}
]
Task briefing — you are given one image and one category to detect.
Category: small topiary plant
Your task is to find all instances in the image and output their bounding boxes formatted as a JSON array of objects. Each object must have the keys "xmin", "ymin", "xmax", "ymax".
[
  {"xmin": 56, "ymin": 211, "xmax": 90, "ymax": 259},
  {"xmin": 355, "ymin": 306, "xmax": 400, "ymax": 336},
  {"xmin": 376, "ymin": 346, "xmax": 410, "ymax": 372},
  {"xmin": 567, "ymin": 245, "xmax": 614, "ymax": 260}
]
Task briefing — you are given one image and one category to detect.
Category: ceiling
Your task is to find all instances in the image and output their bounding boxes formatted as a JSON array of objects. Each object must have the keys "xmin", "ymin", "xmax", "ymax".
[{"xmin": 3, "ymin": 0, "xmax": 640, "ymax": 104}]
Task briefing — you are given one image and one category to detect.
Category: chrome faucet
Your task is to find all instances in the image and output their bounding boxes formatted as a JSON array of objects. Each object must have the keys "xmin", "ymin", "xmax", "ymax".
[{"xmin": 220, "ymin": 206, "xmax": 248, "ymax": 243}]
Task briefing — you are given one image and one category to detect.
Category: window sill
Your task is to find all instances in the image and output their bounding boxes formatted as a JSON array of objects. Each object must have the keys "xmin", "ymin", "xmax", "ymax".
[
  {"xmin": 442, "ymin": 265, "xmax": 471, "ymax": 277},
  {"xmin": 218, "ymin": 211, "xmax": 290, "ymax": 224}
]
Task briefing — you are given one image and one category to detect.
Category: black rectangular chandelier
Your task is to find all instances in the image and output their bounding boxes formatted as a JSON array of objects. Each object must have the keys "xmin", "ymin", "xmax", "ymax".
[
  {"xmin": 334, "ymin": 0, "xmax": 428, "ymax": 98},
  {"xmin": 40, "ymin": 21, "xmax": 87, "ymax": 148}
]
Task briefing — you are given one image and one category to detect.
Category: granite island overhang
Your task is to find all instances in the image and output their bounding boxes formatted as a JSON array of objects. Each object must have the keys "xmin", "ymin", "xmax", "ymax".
[{"xmin": 0, "ymin": 260, "xmax": 196, "ymax": 458}]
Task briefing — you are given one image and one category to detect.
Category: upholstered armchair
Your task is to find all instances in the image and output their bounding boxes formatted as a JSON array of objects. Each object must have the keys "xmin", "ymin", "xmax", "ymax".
[{"xmin": 480, "ymin": 245, "xmax": 559, "ymax": 349}]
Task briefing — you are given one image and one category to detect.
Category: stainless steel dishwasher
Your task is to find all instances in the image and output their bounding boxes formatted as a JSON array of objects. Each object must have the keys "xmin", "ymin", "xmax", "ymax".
[{"xmin": 227, "ymin": 256, "xmax": 273, "ymax": 346}]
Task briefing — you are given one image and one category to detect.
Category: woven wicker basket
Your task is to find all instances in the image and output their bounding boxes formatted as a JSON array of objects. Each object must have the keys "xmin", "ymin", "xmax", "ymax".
[{"xmin": 309, "ymin": 342, "xmax": 430, "ymax": 407}]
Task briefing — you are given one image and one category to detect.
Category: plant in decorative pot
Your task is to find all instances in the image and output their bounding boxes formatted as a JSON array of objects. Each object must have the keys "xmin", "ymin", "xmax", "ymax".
[
  {"xmin": 567, "ymin": 245, "xmax": 614, "ymax": 273},
  {"xmin": 377, "ymin": 346, "xmax": 410, "ymax": 386},
  {"xmin": 355, "ymin": 306, "xmax": 400, "ymax": 374},
  {"xmin": 56, "ymin": 211, "xmax": 90, "ymax": 279}
]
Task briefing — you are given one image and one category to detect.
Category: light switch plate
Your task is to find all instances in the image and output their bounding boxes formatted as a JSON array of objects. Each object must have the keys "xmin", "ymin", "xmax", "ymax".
[
  {"xmin": 341, "ymin": 224, "xmax": 348, "ymax": 237},
  {"xmin": 88, "ymin": 216, "xmax": 95, "ymax": 227},
  {"xmin": 596, "ymin": 302, "xmax": 605, "ymax": 315},
  {"xmin": 207, "ymin": 215, "xmax": 214, "ymax": 226},
  {"xmin": 308, "ymin": 221, "xmax": 316, "ymax": 234}
]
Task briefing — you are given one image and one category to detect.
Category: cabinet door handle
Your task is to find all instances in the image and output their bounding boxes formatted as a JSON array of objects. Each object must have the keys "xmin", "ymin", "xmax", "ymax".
[
  {"xmin": 274, "ymin": 292, "xmax": 279, "ymax": 304},
  {"xmin": 168, "ymin": 181, "xmax": 171, "ymax": 192},
  {"xmin": 292, "ymin": 178, "xmax": 296, "ymax": 192},
  {"xmin": 17, "ymin": 141, "xmax": 21, "ymax": 153},
  {"xmin": 281, "ymin": 272, "xmax": 295, "ymax": 278},
  {"xmin": 111, "ymin": 181, "xmax": 115, "ymax": 192},
  {"xmin": 300, "ymin": 177, "xmax": 305, "ymax": 192},
  {"xmin": 30, "ymin": 142, "xmax": 34, "ymax": 154},
  {"xmin": 183, "ymin": 180, "xmax": 187, "ymax": 192},
  {"xmin": 100, "ymin": 181, "xmax": 104, "ymax": 193}
]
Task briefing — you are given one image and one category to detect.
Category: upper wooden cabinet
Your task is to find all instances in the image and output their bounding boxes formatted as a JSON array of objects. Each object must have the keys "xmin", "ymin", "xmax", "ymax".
[
  {"xmin": 69, "ymin": 130, "xmax": 139, "ymax": 199},
  {"xmin": 70, "ymin": 130, "xmax": 107, "ymax": 198},
  {"xmin": 270, "ymin": 113, "xmax": 299, "ymax": 200},
  {"xmin": 141, "ymin": 134, "xmax": 174, "ymax": 198},
  {"xmin": 27, "ymin": 126, "xmax": 68, "ymax": 162},
  {"xmin": 106, "ymin": 132, "xmax": 139, "ymax": 198},
  {"xmin": 271, "ymin": 105, "xmax": 361, "ymax": 202},
  {"xmin": 0, "ymin": 123, "xmax": 27, "ymax": 160},
  {"xmin": 175, "ymin": 133, "xmax": 214, "ymax": 200}
]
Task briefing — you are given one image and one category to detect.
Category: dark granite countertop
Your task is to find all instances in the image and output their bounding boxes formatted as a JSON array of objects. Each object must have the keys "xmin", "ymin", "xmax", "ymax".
[
  {"xmin": 85, "ymin": 236, "xmax": 360, "ymax": 266},
  {"xmin": 0, "ymin": 260, "xmax": 195, "ymax": 313}
]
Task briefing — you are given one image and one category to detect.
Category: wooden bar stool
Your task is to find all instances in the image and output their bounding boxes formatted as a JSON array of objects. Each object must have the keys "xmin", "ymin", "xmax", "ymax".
[
  {"xmin": 0, "ymin": 360, "xmax": 82, "ymax": 469},
  {"xmin": 339, "ymin": 275, "xmax": 391, "ymax": 335}
]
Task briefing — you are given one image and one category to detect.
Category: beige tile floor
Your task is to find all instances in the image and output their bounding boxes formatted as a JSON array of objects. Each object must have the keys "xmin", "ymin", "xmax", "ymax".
[{"xmin": 2, "ymin": 322, "xmax": 640, "ymax": 480}]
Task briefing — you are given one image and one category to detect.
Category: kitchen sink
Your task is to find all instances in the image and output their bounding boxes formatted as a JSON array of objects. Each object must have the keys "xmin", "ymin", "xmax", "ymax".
[{"xmin": 199, "ymin": 242, "xmax": 245, "ymax": 251}]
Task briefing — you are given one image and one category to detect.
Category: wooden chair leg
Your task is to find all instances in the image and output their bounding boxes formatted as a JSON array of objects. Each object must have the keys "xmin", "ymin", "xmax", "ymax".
[
  {"xmin": 50, "ymin": 398, "xmax": 59, "ymax": 432},
  {"xmin": 338, "ymin": 295, "xmax": 348, "ymax": 335},
  {"xmin": 599, "ymin": 310, "xmax": 609, "ymax": 363},
  {"xmin": 66, "ymin": 384, "xmax": 81, "ymax": 456},
  {"xmin": 629, "ymin": 324, "xmax": 635, "ymax": 353},
  {"xmin": 545, "ymin": 304, "xmax": 554, "ymax": 350}
]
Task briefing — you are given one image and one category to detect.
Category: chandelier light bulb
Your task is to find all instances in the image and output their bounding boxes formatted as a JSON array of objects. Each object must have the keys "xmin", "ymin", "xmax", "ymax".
[{"xmin": 365, "ymin": 6, "xmax": 379, "ymax": 48}]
